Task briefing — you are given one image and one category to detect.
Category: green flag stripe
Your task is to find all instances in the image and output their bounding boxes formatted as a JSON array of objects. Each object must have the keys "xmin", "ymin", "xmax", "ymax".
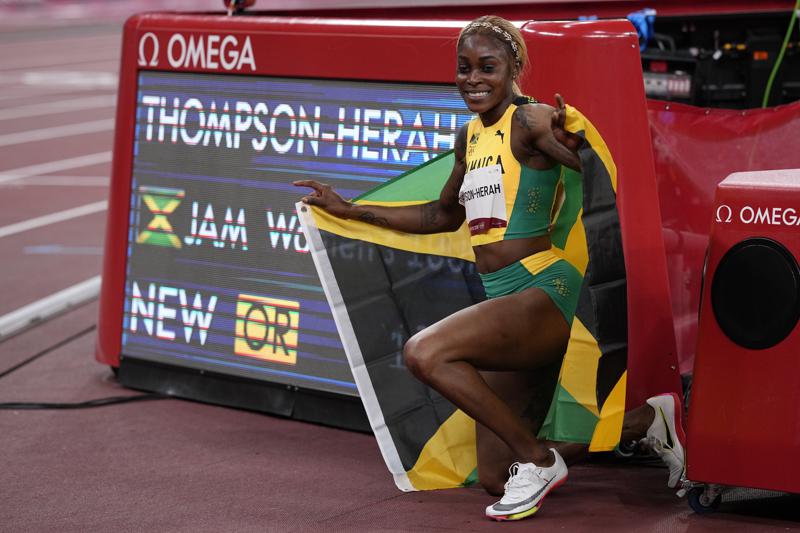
[
  {"xmin": 550, "ymin": 164, "xmax": 584, "ymax": 249},
  {"xmin": 538, "ymin": 385, "xmax": 600, "ymax": 444},
  {"xmin": 356, "ymin": 150, "xmax": 455, "ymax": 203}
]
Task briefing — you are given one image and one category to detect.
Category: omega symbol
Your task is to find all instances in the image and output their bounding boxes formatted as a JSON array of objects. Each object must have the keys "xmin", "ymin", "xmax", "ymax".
[
  {"xmin": 715, "ymin": 204, "xmax": 732, "ymax": 223},
  {"xmin": 138, "ymin": 32, "xmax": 159, "ymax": 67}
]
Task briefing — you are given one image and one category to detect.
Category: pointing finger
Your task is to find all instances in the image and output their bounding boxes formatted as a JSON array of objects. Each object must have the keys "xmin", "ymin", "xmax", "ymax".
[{"xmin": 294, "ymin": 179, "xmax": 324, "ymax": 192}]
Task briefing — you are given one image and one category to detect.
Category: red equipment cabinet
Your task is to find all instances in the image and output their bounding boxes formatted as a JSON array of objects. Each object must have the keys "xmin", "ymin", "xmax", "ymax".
[{"xmin": 687, "ymin": 169, "xmax": 800, "ymax": 493}]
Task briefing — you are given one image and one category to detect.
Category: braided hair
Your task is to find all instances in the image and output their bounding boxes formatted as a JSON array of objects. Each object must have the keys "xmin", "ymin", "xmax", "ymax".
[{"xmin": 457, "ymin": 16, "xmax": 529, "ymax": 94}]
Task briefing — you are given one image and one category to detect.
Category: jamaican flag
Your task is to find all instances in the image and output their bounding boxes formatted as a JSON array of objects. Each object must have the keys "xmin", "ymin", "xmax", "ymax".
[{"xmin": 298, "ymin": 105, "xmax": 627, "ymax": 491}]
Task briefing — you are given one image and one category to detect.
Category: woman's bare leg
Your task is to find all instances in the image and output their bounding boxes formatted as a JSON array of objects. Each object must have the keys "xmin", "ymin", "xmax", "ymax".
[
  {"xmin": 470, "ymin": 376, "xmax": 659, "ymax": 496},
  {"xmin": 403, "ymin": 286, "xmax": 569, "ymax": 468},
  {"xmin": 474, "ymin": 360, "xmax": 561, "ymax": 495},
  {"xmin": 621, "ymin": 403, "xmax": 655, "ymax": 441}
]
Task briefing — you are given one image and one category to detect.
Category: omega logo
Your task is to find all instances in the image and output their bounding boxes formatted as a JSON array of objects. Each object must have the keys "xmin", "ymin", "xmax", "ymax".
[
  {"xmin": 138, "ymin": 32, "xmax": 159, "ymax": 67},
  {"xmin": 137, "ymin": 32, "xmax": 256, "ymax": 71},
  {"xmin": 715, "ymin": 204, "xmax": 732, "ymax": 223},
  {"xmin": 714, "ymin": 203, "xmax": 800, "ymax": 226}
]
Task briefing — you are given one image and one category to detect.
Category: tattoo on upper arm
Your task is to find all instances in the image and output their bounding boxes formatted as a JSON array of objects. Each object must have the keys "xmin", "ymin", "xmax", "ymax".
[
  {"xmin": 420, "ymin": 201, "xmax": 440, "ymax": 230},
  {"xmin": 515, "ymin": 108, "xmax": 536, "ymax": 131},
  {"xmin": 358, "ymin": 211, "xmax": 390, "ymax": 227}
]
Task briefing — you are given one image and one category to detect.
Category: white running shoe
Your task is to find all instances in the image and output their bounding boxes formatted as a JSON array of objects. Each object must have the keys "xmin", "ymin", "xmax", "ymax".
[
  {"xmin": 644, "ymin": 392, "xmax": 687, "ymax": 488},
  {"xmin": 485, "ymin": 449, "xmax": 568, "ymax": 521}
]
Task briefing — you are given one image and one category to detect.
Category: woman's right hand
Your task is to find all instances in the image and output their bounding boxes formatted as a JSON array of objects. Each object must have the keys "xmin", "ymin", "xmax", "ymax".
[
  {"xmin": 294, "ymin": 179, "xmax": 354, "ymax": 218},
  {"xmin": 550, "ymin": 93, "xmax": 584, "ymax": 153}
]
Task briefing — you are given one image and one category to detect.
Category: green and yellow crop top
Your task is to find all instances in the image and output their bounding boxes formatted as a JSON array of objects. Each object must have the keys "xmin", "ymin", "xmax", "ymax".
[{"xmin": 459, "ymin": 97, "xmax": 564, "ymax": 247}]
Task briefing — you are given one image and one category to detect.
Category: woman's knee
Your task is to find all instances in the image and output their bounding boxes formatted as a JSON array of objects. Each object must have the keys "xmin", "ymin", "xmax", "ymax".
[{"xmin": 402, "ymin": 331, "xmax": 441, "ymax": 381}]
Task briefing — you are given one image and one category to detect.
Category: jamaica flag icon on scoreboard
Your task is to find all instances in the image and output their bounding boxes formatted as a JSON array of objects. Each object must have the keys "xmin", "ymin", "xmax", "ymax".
[
  {"xmin": 234, "ymin": 294, "xmax": 300, "ymax": 364},
  {"xmin": 136, "ymin": 185, "xmax": 184, "ymax": 248}
]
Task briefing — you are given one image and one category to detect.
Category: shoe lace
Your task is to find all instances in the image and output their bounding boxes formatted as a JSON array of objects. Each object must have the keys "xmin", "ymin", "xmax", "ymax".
[
  {"xmin": 640, "ymin": 436, "xmax": 682, "ymax": 472},
  {"xmin": 502, "ymin": 462, "xmax": 542, "ymax": 499},
  {"xmin": 640, "ymin": 435, "xmax": 660, "ymax": 452},
  {"xmin": 641, "ymin": 435, "xmax": 674, "ymax": 454}
]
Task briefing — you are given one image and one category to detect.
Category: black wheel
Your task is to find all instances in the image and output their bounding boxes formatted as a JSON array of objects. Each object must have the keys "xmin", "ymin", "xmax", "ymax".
[{"xmin": 688, "ymin": 486, "xmax": 721, "ymax": 514}]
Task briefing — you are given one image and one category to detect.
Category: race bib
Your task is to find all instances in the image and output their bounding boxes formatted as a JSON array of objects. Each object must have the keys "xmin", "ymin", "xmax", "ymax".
[{"xmin": 458, "ymin": 164, "xmax": 507, "ymax": 235}]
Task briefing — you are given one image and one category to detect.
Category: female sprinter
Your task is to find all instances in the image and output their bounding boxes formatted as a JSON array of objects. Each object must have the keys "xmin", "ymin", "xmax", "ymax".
[{"xmin": 296, "ymin": 15, "xmax": 686, "ymax": 521}]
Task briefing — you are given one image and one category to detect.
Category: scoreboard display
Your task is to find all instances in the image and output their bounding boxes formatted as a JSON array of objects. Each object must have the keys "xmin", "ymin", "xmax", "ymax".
[
  {"xmin": 123, "ymin": 70, "xmax": 471, "ymax": 396},
  {"xmin": 97, "ymin": 13, "xmax": 682, "ymax": 428},
  {"xmin": 94, "ymin": 14, "xmax": 484, "ymax": 425}
]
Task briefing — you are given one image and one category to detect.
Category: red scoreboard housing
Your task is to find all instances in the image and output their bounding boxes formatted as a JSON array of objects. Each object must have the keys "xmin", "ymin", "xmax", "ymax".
[{"xmin": 96, "ymin": 13, "xmax": 680, "ymax": 426}]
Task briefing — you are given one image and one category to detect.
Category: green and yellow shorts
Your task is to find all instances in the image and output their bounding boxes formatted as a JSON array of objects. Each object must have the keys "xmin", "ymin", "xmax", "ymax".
[{"xmin": 478, "ymin": 248, "xmax": 583, "ymax": 326}]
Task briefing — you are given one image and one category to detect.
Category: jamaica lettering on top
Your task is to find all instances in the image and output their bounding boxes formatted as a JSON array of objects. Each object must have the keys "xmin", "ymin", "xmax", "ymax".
[{"xmin": 467, "ymin": 154, "xmax": 505, "ymax": 175}]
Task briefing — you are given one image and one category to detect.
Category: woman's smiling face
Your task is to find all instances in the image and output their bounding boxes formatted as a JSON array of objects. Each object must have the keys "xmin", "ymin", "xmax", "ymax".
[{"xmin": 456, "ymin": 33, "xmax": 517, "ymax": 121}]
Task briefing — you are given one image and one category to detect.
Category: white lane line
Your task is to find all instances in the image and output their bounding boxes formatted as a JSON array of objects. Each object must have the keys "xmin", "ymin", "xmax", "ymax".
[
  {"xmin": 0, "ymin": 151, "xmax": 111, "ymax": 185},
  {"xmin": 0, "ymin": 175, "xmax": 109, "ymax": 187},
  {"xmin": 0, "ymin": 200, "xmax": 107, "ymax": 239},
  {"xmin": 0, "ymin": 275, "xmax": 101, "ymax": 341},
  {"xmin": 24, "ymin": 244, "xmax": 104, "ymax": 255},
  {"xmin": 0, "ymin": 55, "xmax": 119, "ymax": 72},
  {"xmin": 0, "ymin": 95, "xmax": 117, "ymax": 121},
  {"xmin": 0, "ymin": 118, "xmax": 115, "ymax": 147},
  {"xmin": 0, "ymin": 70, "xmax": 118, "ymax": 88},
  {"xmin": 22, "ymin": 70, "xmax": 118, "ymax": 88},
  {"xmin": 0, "ymin": 86, "xmax": 112, "ymax": 103}
]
